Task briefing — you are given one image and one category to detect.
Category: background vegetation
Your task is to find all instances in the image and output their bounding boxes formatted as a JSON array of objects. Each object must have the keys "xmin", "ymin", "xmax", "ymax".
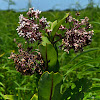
[{"xmin": 0, "ymin": 1, "xmax": 100, "ymax": 99}]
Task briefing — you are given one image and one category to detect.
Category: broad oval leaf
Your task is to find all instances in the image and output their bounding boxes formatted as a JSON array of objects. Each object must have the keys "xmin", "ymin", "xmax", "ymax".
[
  {"xmin": 39, "ymin": 44, "xmax": 58, "ymax": 72},
  {"xmin": 41, "ymin": 36, "xmax": 51, "ymax": 46},
  {"xmin": 38, "ymin": 71, "xmax": 63, "ymax": 100}
]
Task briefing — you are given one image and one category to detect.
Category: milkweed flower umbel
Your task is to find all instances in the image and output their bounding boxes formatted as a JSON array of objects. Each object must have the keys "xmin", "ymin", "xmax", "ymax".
[
  {"xmin": 8, "ymin": 43, "xmax": 44, "ymax": 75},
  {"xmin": 16, "ymin": 7, "xmax": 48, "ymax": 43},
  {"xmin": 59, "ymin": 14, "xmax": 94, "ymax": 53}
]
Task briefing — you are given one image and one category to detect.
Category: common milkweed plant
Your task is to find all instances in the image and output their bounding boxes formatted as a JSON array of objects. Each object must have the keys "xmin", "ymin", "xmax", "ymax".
[{"xmin": 9, "ymin": 7, "xmax": 94, "ymax": 100}]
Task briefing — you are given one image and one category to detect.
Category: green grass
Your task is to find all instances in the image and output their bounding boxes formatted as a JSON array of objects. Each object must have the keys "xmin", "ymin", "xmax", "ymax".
[{"xmin": 0, "ymin": 7, "xmax": 100, "ymax": 99}]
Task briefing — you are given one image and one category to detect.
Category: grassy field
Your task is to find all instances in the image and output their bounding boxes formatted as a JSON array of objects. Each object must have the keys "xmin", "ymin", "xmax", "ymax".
[{"xmin": 0, "ymin": 7, "xmax": 100, "ymax": 99}]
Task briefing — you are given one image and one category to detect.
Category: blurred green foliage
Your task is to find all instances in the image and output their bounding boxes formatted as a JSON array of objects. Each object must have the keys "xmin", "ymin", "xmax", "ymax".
[{"xmin": 0, "ymin": 7, "xmax": 100, "ymax": 99}]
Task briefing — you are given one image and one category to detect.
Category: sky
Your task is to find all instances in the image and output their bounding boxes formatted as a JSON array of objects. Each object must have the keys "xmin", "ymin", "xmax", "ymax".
[{"xmin": 0, "ymin": 0, "xmax": 100, "ymax": 11}]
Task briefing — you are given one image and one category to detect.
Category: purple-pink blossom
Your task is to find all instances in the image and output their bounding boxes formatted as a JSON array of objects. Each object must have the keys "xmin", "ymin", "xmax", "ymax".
[
  {"xmin": 16, "ymin": 7, "xmax": 48, "ymax": 42},
  {"xmin": 59, "ymin": 14, "xmax": 94, "ymax": 53}
]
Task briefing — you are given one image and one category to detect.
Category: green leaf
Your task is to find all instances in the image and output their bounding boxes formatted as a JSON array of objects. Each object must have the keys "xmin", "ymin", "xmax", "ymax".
[
  {"xmin": 91, "ymin": 78, "xmax": 100, "ymax": 82},
  {"xmin": 89, "ymin": 87, "xmax": 100, "ymax": 92},
  {"xmin": 80, "ymin": 70, "xmax": 100, "ymax": 76},
  {"xmin": 41, "ymin": 36, "xmax": 51, "ymax": 46},
  {"xmin": 94, "ymin": 29, "xmax": 100, "ymax": 33},
  {"xmin": 0, "ymin": 87, "xmax": 5, "ymax": 92},
  {"xmin": 4, "ymin": 95, "xmax": 18, "ymax": 100},
  {"xmin": 15, "ymin": 87, "xmax": 32, "ymax": 91},
  {"xmin": 51, "ymin": 20, "xmax": 57, "ymax": 30},
  {"xmin": 38, "ymin": 71, "xmax": 63, "ymax": 100},
  {"xmin": 0, "ymin": 53, "xmax": 5, "ymax": 57},
  {"xmin": 50, "ymin": 13, "xmax": 69, "ymax": 41},
  {"xmin": 39, "ymin": 44, "xmax": 58, "ymax": 72},
  {"xmin": 70, "ymin": 48, "xmax": 100, "ymax": 62},
  {"xmin": 46, "ymin": 20, "xmax": 57, "ymax": 31},
  {"xmin": 7, "ymin": 70, "xmax": 18, "ymax": 73},
  {"xmin": 90, "ymin": 21, "xmax": 100, "ymax": 25},
  {"xmin": 46, "ymin": 21, "xmax": 52, "ymax": 30},
  {"xmin": 0, "ymin": 74, "xmax": 4, "ymax": 78},
  {"xmin": 0, "ymin": 93, "xmax": 5, "ymax": 100},
  {"xmin": 31, "ymin": 94, "xmax": 38, "ymax": 100},
  {"xmin": 0, "ymin": 82, "xmax": 5, "ymax": 87},
  {"xmin": 14, "ymin": 81, "xmax": 20, "ymax": 87},
  {"xmin": 67, "ymin": 57, "xmax": 100, "ymax": 74}
]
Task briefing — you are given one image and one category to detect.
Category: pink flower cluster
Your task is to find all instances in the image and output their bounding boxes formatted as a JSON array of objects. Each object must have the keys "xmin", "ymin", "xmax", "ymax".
[
  {"xmin": 8, "ymin": 43, "xmax": 44, "ymax": 75},
  {"xmin": 59, "ymin": 14, "xmax": 94, "ymax": 53},
  {"xmin": 16, "ymin": 7, "xmax": 48, "ymax": 42}
]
